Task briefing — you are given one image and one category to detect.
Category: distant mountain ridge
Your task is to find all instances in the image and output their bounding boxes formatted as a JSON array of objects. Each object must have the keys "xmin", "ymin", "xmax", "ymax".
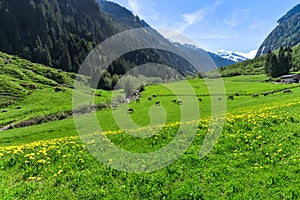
[
  {"xmin": 0, "ymin": 0, "xmax": 241, "ymax": 77},
  {"xmin": 216, "ymin": 49, "xmax": 257, "ymax": 63},
  {"xmin": 99, "ymin": 1, "xmax": 236, "ymax": 68},
  {"xmin": 0, "ymin": 0, "xmax": 197, "ymax": 75},
  {"xmin": 173, "ymin": 43, "xmax": 235, "ymax": 67},
  {"xmin": 98, "ymin": 0, "xmax": 149, "ymax": 28},
  {"xmin": 256, "ymin": 3, "xmax": 300, "ymax": 56}
]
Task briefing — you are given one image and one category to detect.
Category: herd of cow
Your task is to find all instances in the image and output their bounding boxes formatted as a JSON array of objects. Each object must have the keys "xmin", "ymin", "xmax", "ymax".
[
  {"xmin": 254, "ymin": 89, "xmax": 292, "ymax": 97},
  {"xmin": 125, "ymin": 89, "xmax": 293, "ymax": 113},
  {"xmin": 127, "ymin": 94, "xmax": 183, "ymax": 113}
]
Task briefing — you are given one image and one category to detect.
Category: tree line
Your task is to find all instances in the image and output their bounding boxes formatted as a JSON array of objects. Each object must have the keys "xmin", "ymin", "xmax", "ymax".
[{"xmin": 265, "ymin": 46, "xmax": 293, "ymax": 77}]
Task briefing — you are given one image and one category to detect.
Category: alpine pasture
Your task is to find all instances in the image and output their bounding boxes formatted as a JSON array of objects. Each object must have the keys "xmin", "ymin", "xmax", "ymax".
[{"xmin": 1, "ymin": 52, "xmax": 300, "ymax": 199}]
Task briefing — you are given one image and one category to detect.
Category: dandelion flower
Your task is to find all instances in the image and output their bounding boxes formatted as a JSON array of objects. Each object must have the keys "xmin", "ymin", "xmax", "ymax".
[
  {"xmin": 37, "ymin": 159, "xmax": 47, "ymax": 164},
  {"xmin": 28, "ymin": 177, "xmax": 36, "ymax": 181}
]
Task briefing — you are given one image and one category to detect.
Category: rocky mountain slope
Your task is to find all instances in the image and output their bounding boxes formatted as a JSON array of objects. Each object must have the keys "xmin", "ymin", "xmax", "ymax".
[{"xmin": 256, "ymin": 4, "xmax": 300, "ymax": 56}]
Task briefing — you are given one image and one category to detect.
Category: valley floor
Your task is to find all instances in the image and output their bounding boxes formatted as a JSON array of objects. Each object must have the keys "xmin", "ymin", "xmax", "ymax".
[{"xmin": 1, "ymin": 74, "xmax": 300, "ymax": 199}]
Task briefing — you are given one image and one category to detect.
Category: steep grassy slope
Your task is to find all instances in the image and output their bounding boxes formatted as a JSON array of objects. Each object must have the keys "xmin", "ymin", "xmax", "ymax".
[
  {"xmin": 0, "ymin": 51, "xmax": 74, "ymax": 107},
  {"xmin": 0, "ymin": 51, "xmax": 111, "ymax": 129}
]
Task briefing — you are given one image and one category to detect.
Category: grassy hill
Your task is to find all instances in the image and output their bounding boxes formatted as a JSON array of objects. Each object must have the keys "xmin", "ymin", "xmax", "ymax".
[
  {"xmin": 0, "ymin": 51, "xmax": 111, "ymax": 130},
  {"xmin": 1, "ymin": 52, "xmax": 300, "ymax": 199}
]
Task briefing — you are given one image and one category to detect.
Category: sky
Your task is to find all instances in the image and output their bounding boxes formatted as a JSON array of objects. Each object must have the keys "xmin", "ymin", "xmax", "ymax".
[{"xmin": 108, "ymin": 0, "xmax": 299, "ymax": 54}]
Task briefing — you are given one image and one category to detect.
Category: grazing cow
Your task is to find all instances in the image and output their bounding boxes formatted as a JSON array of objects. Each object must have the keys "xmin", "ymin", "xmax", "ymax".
[
  {"xmin": 4, "ymin": 58, "xmax": 11, "ymax": 64},
  {"xmin": 198, "ymin": 98, "xmax": 202, "ymax": 102},
  {"xmin": 217, "ymin": 97, "xmax": 221, "ymax": 101},
  {"xmin": 127, "ymin": 108, "xmax": 134, "ymax": 113},
  {"xmin": 2, "ymin": 109, "xmax": 8, "ymax": 113},
  {"xmin": 178, "ymin": 100, "xmax": 182, "ymax": 105},
  {"xmin": 55, "ymin": 87, "xmax": 63, "ymax": 92},
  {"xmin": 235, "ymin": 93, "xmax": 240, "ymax": 96},
  {"xmin": 112, "ymin": 105, "xmax": 117, "ymax": 110},
  {"xmin": 283, "ymin": 89, "xmax": 292, "ymax": 94},
  {"xmin": 263, "ymin": 92, "xmax": 272, "ymax": 96},
  {"xmin": 228, "ymin": 96, "xmax": 234, "ymax": 100},
  {"xmin": 15, "ymin": 106, "xmax": 21, "ymax": 109},
  {"xmin": 148, "ymin": 96, "xmax": 152, "ymax": 101},
  {"xmin": 136, "ymin": 98, "xmax": 140, "ymax": 103},
  {"xmin": 152, "ymin": 94, "xmax": 157, "ymax": 98},
  {"xmin": 155, "ymin": 101, "xmax": 160, "ymax": 106},
  {"xmin": 172, "ymin": 99, "xmax": 177, "ymax": 103},
  {"xmin": 252, "ymin": 94, "xmax": 259, "ymax": 98}
]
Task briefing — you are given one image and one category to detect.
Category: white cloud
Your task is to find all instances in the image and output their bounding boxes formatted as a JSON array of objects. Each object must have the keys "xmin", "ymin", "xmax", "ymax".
[
  {"xmin": 224, "ymin": 19, "xmax": 240, "ymax": 28},
  {"xmin": 127, "ymin": 0, "xmax": 140, "ymax": 15},
  {"xmin": 177, "ymin": 0, "xmax": 223, "ymax": 33},
  {"xmin": 222, "ymin": 8, "xmax": 251, "ymax": 28},
  {"xmin": 182, "ymin": 9, "xmax": 206, "ymax": 25},
  {"xmin": 126, "ymin": 0, "xmax": 160, "ymax": 23},
  {"xmin": 199, "ymin": 34, "xmax": 229, "ymax": 40}
]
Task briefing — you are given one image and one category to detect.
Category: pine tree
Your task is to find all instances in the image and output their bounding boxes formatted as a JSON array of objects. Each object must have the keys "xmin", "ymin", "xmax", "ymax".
[
  {"xmin": 278, "ymin": 46, "xmax": 286, "ymax": 75},
  {"xmin": 98, "ymin": 70, "xmax": 112, "ymax": 90},
  {"xmin": 270, "ymin": 54, "xmax": 279, "ymax": 77},
  {"xmin": 265, "ymin": 50, "xmax": 272, "ymax": 76},
  {"xmin": 43, "ymin": 46, "xmax": 52, "ymax": 67},
  {"xmin": 59, "ymin": 46, "xmax": 72, "ymax": 71},
  {"xmin": 111, "ymin": 74, "xmax": 120, "ymax": 89},
  {"xmin": 285, "ymin": 46, "xmax": 293, "ymax": 73}
]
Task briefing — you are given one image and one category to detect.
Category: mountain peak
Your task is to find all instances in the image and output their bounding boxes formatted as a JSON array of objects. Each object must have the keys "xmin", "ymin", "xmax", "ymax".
[
  {"xmin": 277, "ymin": 4, "xmax": 300, "ymax": 24},
  {"xmin": 215, "ymin": 49, "xmax": 257, "ymax": 62},
  {"xmin": 256, "ymin": 3, "xmax": 300, "ymax": 57}
]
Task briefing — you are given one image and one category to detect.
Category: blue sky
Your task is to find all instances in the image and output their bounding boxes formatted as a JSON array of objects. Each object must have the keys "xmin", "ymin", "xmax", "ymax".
[{"xmin": 108, "ymin": 0, "xmax": 299, "ymax": 53}]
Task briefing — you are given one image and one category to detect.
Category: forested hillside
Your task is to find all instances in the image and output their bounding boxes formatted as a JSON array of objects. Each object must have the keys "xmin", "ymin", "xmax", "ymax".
[
  {"xmin": 0, "ymin": 0, "xmax": 126, "ymax": 72},
  {"xmin": 256, "ymin": 4, "xmax": 300, "ymax": 56}
]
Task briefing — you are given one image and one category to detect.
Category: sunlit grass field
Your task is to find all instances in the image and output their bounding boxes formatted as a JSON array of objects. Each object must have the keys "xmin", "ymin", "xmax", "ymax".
[{"xmin": 1, "ymin": 72, "xmax": 300, "ymax": 199}]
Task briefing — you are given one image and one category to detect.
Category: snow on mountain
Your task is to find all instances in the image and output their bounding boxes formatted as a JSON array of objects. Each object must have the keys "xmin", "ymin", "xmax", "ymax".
[
  {"xmin": 216, "ymin": 49, "xmax": 257, "ymax": 62},
  {"xmin": 173, "ymin": 43, "xmax": 235, "ymax": 67}
]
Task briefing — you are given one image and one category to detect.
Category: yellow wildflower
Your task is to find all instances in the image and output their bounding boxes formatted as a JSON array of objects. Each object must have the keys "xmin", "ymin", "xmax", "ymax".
[
  {"xmin": 28, "ymin": 177, "xmax": 36, "ymax": 181},
  {"xmin": 37, "ymin": 159, "xmax": 47, "ymax": 164},
  {"xmin": 29, "ymin": 156, "xmax": 35, "ymax": 160}
]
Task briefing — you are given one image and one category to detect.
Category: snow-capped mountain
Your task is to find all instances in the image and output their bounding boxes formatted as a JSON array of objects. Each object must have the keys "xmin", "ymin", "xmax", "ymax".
[
  {"xmin": 216, "ymin": 49, "xmax": 257, "ymax": 62},
  {"xmin": 173, "ymin": 43, "xmax": 236, "ymax": 67}
]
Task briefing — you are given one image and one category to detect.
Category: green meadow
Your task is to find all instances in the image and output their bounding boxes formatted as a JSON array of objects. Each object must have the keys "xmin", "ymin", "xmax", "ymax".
[{"xmin": 1, "ymin": 52, "xmax": 300, "ymax": 199}]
